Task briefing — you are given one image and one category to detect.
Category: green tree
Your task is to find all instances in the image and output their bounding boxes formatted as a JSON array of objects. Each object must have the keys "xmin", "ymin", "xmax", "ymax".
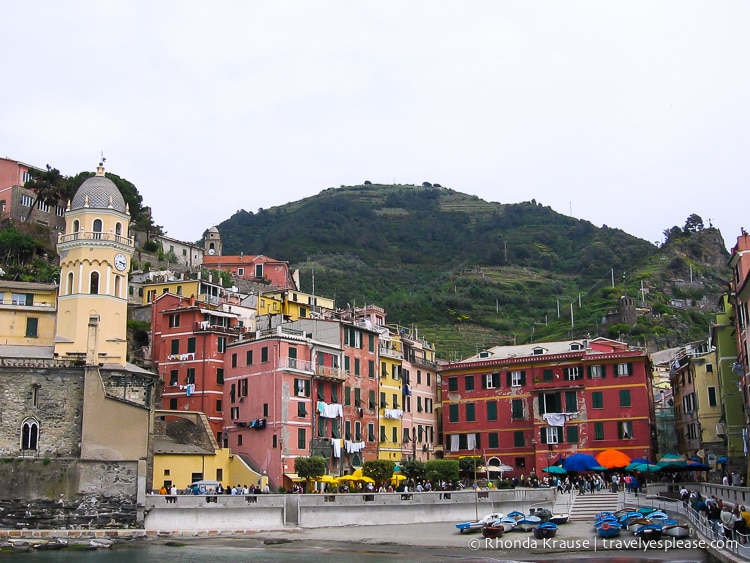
[
  {"xmin": 0, "ymin": 225, "xmax": 37, "ymax": 266},
  {"xmin": 23, "ymin": 165, "xmax": 73, "ymax": 221},
  {"xmin": 458, "ymin": 455, "xmax": 482, "ymax": 479},
  {"xmin": 294, "ymin": 456, "xmax": 326, "ymax": 491},
  {"xmin": 362, "ymin": 459, "xmax": 394, "ymax": 485},
  {"xmin": 683, "ymin": 214, "xmax": 704, "ymax": 234},
  {"xmin": 425, "ymin": 459, "xmax": 459, "ymax": 484},
  {"xmin": 399, "ymin": 459, "xmax": 425, "ymax": 481}
]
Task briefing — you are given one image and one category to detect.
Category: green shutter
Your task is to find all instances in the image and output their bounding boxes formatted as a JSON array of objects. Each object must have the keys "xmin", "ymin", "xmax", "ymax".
[
  {"xmin": 566, "ymin": 425, "xmax": 579, "ymax": 443},
  {"xmin": 487, "ymin": 401, "xmax": 498, "ymax": 421},
  {"xmin": 592, "ymin": 391, "xmax": 603, "ymax": 409},
  {"xmin": 565, "ymin": 391, "xmax": 577, "ymax": 412}
]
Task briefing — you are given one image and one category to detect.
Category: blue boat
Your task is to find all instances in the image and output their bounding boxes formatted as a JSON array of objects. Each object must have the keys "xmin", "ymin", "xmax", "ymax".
[
  {"xmin": 516, "ymin": 514, "xmax": 542, "ymax": 532},
  {"xmin": 455, "ymin": 512, "xmax": 504, "ymax": 533},
  {"xmin": 634, "ymin": 522, "xmax": 663, "ymax": 541},
  {"xmin": 507, "ymin": 510, "xmax": 525, "ymax": 521},
  {"xmin": 533, "ymin": 522, "xmax": 558, "ymax": 540},
  {"xmin": 595, "ymin": 519, "xmax": 622, "ymax": 538},
  {"xmin": 618, "ymin": 512, "xmax": 643, "ymax": 526}
]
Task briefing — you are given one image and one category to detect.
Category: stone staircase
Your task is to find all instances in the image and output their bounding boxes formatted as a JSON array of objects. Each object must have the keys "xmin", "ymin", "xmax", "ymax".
[{"xmin": 568, "ymin": 492, "xmax": 620, "ymax": 521}]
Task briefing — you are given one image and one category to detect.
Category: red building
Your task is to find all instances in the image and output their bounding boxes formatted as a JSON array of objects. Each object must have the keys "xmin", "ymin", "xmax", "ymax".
[
  {"xmin": 439, "ymin": 338, "xmax": 656, "ymax": 476},
  {"xmin": 222, "ymin": 318, "xmax": 380, "ymax": 489},
  {"xmin": 203, "ymin": 254, "xmax": 297, "ymax": 290},
  {"xmin": 152, "ymin": 293, "xmax": 246, "ymax": 440}
]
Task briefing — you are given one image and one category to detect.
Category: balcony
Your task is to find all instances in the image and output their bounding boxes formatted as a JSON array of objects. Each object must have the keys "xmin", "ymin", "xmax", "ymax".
[
  {"xmin": 58, "ymin": 231, "xmax": 134, "ymax": 247},
  {"xmin": 379, "ymin": 344, "xmax": 403, "ymax": 360},
  {"xmin": 278, "ymin": 357, "xmax": 314, "ymax": 374},
  {"xmin": 315, "ymin": 364, "xmax": 346, "ymax": 382}
]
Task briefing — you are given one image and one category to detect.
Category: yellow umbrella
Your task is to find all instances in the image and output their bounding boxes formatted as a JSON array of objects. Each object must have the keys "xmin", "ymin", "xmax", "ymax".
[
  {"xmin": 391, "ymin": 474, "xmax": 406, "ymax": 483},
  {"xmin": 352, "ymin": 469, "xmax": 364, "ymax": 479},
  {"xmin": 315, "ymin": 475, "xmax": 339, "ymax": 484},
  {"xmin": 337, "ymin": 475, "xmax": 357, "ymax": 482},
  {"xmin": 359, "ymin": 476, "xmax": 375, "ymax": 484}
]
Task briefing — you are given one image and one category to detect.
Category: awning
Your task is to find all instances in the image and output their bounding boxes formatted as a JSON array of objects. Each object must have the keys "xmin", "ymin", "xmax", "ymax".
[
  {"xmin": 199, "ymin": 309, "xmax": 237, "ymax": 318},
  {"xmin": 284, "ymin": 473, "xmax": 306, "ymax": 482}
]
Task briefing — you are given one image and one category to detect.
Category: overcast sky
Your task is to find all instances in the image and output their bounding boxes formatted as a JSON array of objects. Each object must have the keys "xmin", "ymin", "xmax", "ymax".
[{"xmin": 3, "ymin": 2, "xmax": 748, "ymax": 249}]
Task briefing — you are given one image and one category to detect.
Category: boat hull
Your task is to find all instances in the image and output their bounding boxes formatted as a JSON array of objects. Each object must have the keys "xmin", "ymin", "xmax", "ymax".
[
  {"xmin": 662, "ymin": 525, "xmax": 689, "ymax": 538},
  {"xmin": 549, "ymin": 514, "xmax": 569, "ymax": 525},
  {"xmin": 482, "ymin": 526, "xmax": 505, "ymax": 539}
]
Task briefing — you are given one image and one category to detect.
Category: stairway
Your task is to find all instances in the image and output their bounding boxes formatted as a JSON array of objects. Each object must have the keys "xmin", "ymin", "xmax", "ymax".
[{"xmin": 568, "ymin": 492, "xmax": 620, "ymax": 521}]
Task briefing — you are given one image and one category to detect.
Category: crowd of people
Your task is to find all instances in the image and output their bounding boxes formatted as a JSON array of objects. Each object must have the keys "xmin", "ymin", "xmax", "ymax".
[{"xmin": 681, "ymin": 486, "xmax": 749, "ymax": 543}]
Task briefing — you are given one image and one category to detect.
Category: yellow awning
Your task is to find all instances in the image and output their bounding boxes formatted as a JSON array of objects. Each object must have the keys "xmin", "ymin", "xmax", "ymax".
[{"xmin": 284, "ymin": 473, "xmax": 306, "ymax": 482}]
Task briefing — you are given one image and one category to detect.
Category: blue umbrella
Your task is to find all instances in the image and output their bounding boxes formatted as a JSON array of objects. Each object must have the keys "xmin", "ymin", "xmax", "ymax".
[
  {"xmin": 562, "ymin": 453, "xmax": 602, "ymax": 472},
  {"xmin": 630, "ymin": 458, "xmax": 652, "ymax": 465},
  {"xmin": 542, "ymin": 465, "xmax": 567, "ymax": 475}
]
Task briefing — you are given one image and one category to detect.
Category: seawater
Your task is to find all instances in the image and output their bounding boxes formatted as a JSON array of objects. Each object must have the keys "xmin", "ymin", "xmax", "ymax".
[{"xmin": 13, "ymin": 543, "xmax": 710, "ymax": 563}]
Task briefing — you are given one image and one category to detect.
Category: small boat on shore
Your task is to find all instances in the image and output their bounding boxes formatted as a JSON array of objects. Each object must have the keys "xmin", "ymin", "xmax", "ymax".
[
  {"xmin": 662, "ymin": 522, "xmax": 690, "ymax": 538},
  {"xmin": 516, "ymin": 515, "xmax": 542, "ymax": 532},
  {"xmin": 498, "ymin": 517, "xmax": 518, "ymax": 532},
  {"xmin": 482, "ymin": 521, "xmax": 506, "ymax": 539},
  {"xmin": 533, "ymin": 522, "xmax": 558, "ymax": 539},
  {"xmin": 634, "ymin": 522, "xmax": 663, "ymax": 542},
  {"xmin": 507, "ymin": 510, "xmax": 525, "ymax": 521},
  {"xmin": 456, "ymin": 512, "xmax": 504, "ymax": 533},
  {"xmin": 549, "ymin": 513, "xmax": 569, "ymax": 525},
  {"xmin": 627, "ymin": 518, "xmax": 653, "ymax": 533},
  {"xmin": 595, "ymin": 519, "xmax": 622, "ymax": 538}
]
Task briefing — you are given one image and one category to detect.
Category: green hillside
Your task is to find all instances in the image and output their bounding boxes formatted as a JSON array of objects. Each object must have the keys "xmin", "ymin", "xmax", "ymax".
[{"xmin": 215, "ymin": 184, "xmax": 732, "ymax": 359}]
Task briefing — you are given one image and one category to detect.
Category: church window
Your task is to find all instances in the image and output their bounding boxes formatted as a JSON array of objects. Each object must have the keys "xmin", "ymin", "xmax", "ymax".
[
  {"xmin": 72, "ymin": 219, "xmax": 80, "ymax": 233},
  {"xmin": 66, "ymin": 272, "xmax": 74, "ymax": 295},
  {"xmin": 90, "ymin": 271, "xmax": 99, "ymax": 294},
  {"xmin": 114, "ymin": 275, "xmax": 122, "ymax": 298},
  {"xmin": 21, "ymin": 419, "xmax": 39, "ymax": 451},
  {"xmin": 115, "ymin": 222, "xmax": 122, "ymax": 236},
  {"xmin": 92, "ymin": 219, "xmax": 103, "ymax": 239}
]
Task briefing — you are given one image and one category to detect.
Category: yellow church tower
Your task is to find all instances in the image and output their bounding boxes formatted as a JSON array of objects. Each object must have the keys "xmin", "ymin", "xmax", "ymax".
[{"xmin": 54, "ymin": 162, "xmax": 134, "ymax": 366}]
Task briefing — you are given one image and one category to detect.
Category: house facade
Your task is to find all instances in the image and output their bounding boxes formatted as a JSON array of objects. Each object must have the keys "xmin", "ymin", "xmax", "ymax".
[
  {"xmin": 439, "ymin": 338, "xmax": 656, "ymax": 475},
  {"xmin": 0, "ymin": 157, "xmax": 66, "ymax": 234}
]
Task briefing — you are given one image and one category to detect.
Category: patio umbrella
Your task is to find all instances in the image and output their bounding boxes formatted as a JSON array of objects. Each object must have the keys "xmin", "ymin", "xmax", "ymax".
[
  {"xmin": 657, "ymin": 453, "xmax": 686, "ymax": 464},
  {"xmin": 337, "ymin": 475, "xmax": 357, "ymax": 482},
  {"xmin": 359, "ymin": 476, "xmax": 375, "ymax": 484},
  {"xmin": 316, "ymin": 475, "xmax": 339, "ymax": 484},
  {"xmin": 596, "ymin": 448, "xmax": 632, "ymax": 469},
  {"xmin": 629, "ymin": 463, "xmax": 661, "ymax": 473},
  {"xmin": 562, "ymin": 453, "xmax": 601, "ymax": 472},
  {"xmin": 542, "ymin": 465, "xmax": 567, "ymax": 475},
  {"xmin": 391, "ymin": 474, "xmax": 407, "ymax": 483},
  {"xmin": 630, "ymin": 458, "xmax": 652, "ymax": 465}
]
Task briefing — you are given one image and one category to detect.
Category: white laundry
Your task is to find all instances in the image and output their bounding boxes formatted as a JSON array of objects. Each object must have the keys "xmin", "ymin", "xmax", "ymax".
[
  {"xmin": 384, "ymin": 409, "xmax": 403, "ymax": 419},
  {"xmin": 331, "ymin": 438, "xmax": 341, "ymax": 458},
  {"xmin": 543, "ymin": 413, "xmax": 568, "ymax": 427}
]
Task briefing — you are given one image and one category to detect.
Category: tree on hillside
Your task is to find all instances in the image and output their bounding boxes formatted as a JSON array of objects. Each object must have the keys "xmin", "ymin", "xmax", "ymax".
[
  {"xmin": 23, "ymin": 165, "xmax": 73, "ymax": 221},
  {"xmin": 683, "ymin": 214, "xmax": 704, "ymax": 234}
]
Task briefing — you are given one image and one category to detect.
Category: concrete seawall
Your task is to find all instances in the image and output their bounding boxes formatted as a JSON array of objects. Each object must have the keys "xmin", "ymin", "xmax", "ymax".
[{"xmin": 144, "ymin": 488, "xmax": 555, "ymax": 531}]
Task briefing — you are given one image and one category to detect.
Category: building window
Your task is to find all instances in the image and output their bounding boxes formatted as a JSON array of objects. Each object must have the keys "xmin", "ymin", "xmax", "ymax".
[
  {"xmin": 21, "ymin": 419, "xmax": 39, "ymax": 450},
  {"xmin": 218, "ymin": 337, "xmax": 227, "ymax": 353},
  {"xmin": 369, "ymin": 360, "xmax": 375, "ymax": 378},
  {"xmin": 708, "ymin": 386, "xmax": 717, "ymax": 407},
  {"xmin": 187, "ymin": 337, "xmax": 196, "ymax": 354},
  {"xmin": 369, "ymin": 390, "xmax": 376, "ymax": 409},
  {"xmin": 592, "ymin": 391, "xmax": 603, "ymax": 409},
  {"xmin": 616, "ymin": 363, "xmax": 633, "ymax": 377},
  {"xmin": 588, "ymin": 365, "xmax": 604, "ymax": 379},
  {"xmin": 488, "ymin": 432, "xmax": 499, "ymax": 448},
  {"xmin": 566, "ymin": 425, "xmax": 579, "ymax": 443},
  {"xmin": 543, "ymin": 426, "xmax": 560, "ymax": 444},
  {"xmin": 464, "ymin": 376, "xmax": 474, "ymax": 391},
  {"xmin": 543, "ymin": 369, "xmax": 554, "ymax": 381},
  {"xmin": 594, "ymin": 422, "xmax": 605, "ymax": 440},
  {"xmin": 92, "ymin": 218, "xmax": 102, "ymax": 239},
  {"xmin": 298, "ymin": 428, "xmax": 306, "ymax": 449},
  {"xmin": 297, "ymin": 401, "xmax": 307, "ymax": 417},
  {"xmin": 514, "ymin": 431, "xmax": 525, "ymax": 448},
  {"xmin": 565, "ymin": 366, "xmax": 581, "ymax": 381},
  {"xmin": 232, "ymin": 354, "xmax": 238, "ymax": 368},
  {"xmin": 186, "ymin": 368, "xmax": 195, "ymax": 384},
  {"xmin": 231, "ymin": 407, "xmax": 239, "ymax": 420},
  {"xmin": 484, "ymin": 372, "xmax": 500, "ymax": 389},
  {"xmin": 216, "ymin": 399, "xmax": 222, "ymax": 412},
  {"xmin": 169, "ymin": 370, "xmax": 179, "ymax": 386},
  {"xmin": 618, "ymin": 421, "xmax": 633, "ymax": 440},
  {"xmin": 380, "ymin": 426, "xmax": 387, "ymax": 442},
  {"xmin": 354, "ymin": 358, "xmax": 360, "ymax": 376},
  {"xmin": 90, "ymin": 271, "xmax": 99, "ymax": 294},
  {"xmin": 487, "ymin": 401, "xmax": 498, "ymax": 421},
  {"xmin": 20, "ymin": 194, "xmax": 33, "ymax": 207},
  {"xmin": 565, "ymin": 391, "xmax": 577, "ymax": 413},
  {"xmin": 619, "ymin": 390, "xmax": 631, "ymax": 407},
  {"xmin": 11, "ymin": 293, "xmax": 32, "ymax": 305},
  {"xmin": 448, "ymin": 377, "xmax": 458, "ymax": 392},
  {"xmin": 169, "ymin": 314, "xmax": 180, "ymax": 328},
  {"xmin": 512, "ymin": 399, "xmax": 525, "ymax": 419},
  {"xmin": 169, "ymin": 398, "xmax": 177, "ymax": 409},
  {"xmin": 509, "ymin": 371, "xmax": 525, "ymax": 387},
  {"xmin": 237, "ymin": 267, "xmax": 244, "ymax": 276},
  {"xmin": 466, "ymin": 402, "xmax": 475, "ymax": 422},
  {"xmin": 25, "ymin": 317, "xmax": 38, "ymax": 338},
  {"xmin": 171, "ymin": 339, "xmax": 179, "ymax": 355},
  {"xmin": 261, "ymin": 347, "xmax": 268, "ymax": 362},
  {"xmin": 217, "ymin": 368, "xmax": 224, "ymax": 384},
  {"xmin": 368, "ymin": 423, "xmax": 375, "ymax": 442},
  {"xmin": 449, "ymin": 404, "xmax": 459, "ymax": 423}
]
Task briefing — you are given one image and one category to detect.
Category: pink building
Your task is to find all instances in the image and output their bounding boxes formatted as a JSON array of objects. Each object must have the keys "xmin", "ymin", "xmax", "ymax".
[{"xmin": 203, "ymin": 254, "xmax": 297, "ymax": 290}]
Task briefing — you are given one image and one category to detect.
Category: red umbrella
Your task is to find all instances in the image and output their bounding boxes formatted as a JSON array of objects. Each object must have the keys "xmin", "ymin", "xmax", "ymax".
[{"xmin": 596, "ymin": 448, "xmax": 632, "ymax": 469}]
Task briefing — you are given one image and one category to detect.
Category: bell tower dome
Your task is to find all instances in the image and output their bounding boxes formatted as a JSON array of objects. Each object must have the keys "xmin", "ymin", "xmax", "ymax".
[{"xmin": 54, "ymin": 162, "xmax": 133, "ymax": 365}]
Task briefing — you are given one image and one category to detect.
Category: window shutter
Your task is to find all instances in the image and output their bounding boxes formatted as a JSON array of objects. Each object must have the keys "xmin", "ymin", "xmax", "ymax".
[
  {"xmin": 506, "ymin": 372, "xmax": 512, "ymax": 387},
  {"xmin": 540, "ymin": 428, "xmax": 547, "ymax": 444},
  {"xmin": 520, "ymin": 371, "xmax": 526, "ymax": 385},
  {"xmin": 538, "ymin": 395, "xmax": 546, "ymax": 415},
  {"xmin": 482, "ymin": 375, "xmax": 487, "ymax": 389},
  {"xmin": 587, "ymin": 366, "xmax": 592, "ymax": 379},
  {"xmin": 627, "ymin": 362, "xmax": 633, "ymax": 375}
]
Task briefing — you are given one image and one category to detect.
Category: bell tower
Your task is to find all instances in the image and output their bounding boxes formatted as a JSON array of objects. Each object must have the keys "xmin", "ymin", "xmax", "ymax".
[
  {"xmin": 204, "ymin": 226, "xmax": 222, "ymax": 257},
  {"xmin": 54, "ymin": 162, "xmax": 133, "ymax": 366}
]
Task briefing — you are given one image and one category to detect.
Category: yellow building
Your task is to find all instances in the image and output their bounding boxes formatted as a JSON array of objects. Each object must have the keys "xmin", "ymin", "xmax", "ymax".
[
  {"xmin": 54, "ymin": 163, "xmax": 133, "ymax": 364},
  {"xmin": 378, "ymin": 331, "xmax": 404, "ymax": 461},
  {"xmin": 263, "ymin": 290, "xmax": 335, "ymax": 320},
  {"xmin": 152, "ymin": 410, "xmax": 265, "ymax": 491},
  {"xmin": 0, "ymin": 280, "xmax": 58, "ymax": 347},
  {"xmin": 693, "ymin": 349, "xmax": 723, "ymax": 453}
]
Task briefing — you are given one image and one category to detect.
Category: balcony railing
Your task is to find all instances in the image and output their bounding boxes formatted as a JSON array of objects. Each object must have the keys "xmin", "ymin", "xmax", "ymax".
[
  {"xmin": 278, "ymin": 356, "xmax": 314, "ymax": 373},
  {"xmin": 379, "ymin": 344, "xmax": 403, "ymax": 360},
  {"xmin": 315, "ymin": 364, "xmax": 346, "ymax": 381},
  {"xmin": 58, "ymin": 231, "xmax": 134, "ymax": 246}
]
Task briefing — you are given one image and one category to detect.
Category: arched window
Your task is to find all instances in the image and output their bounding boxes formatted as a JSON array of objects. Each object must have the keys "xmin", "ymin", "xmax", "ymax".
[
  {"xmin": 93, "ymin": 219, "xmax": 103, "ymax": 239},
  {"xmin": 90, "ymin": 271, "xmax": 100, "ymax": 294},
  {"xmin": 66, "ymin": 272, "xmax": 74, "ymax": 295},
  {"xmin": 115, "ymin": 222, "xmax": 122, "ymax": 236},
  {"xmin": 114, "ymin": 275, "xmax": 122, "ymax": 298},
  {"xmin": 72, "ymin": 219, "xmax": 80, "ymax": 235},
  {"xmin": 21, "ymin": 419, "xmax": 39, "ymax": 450}
]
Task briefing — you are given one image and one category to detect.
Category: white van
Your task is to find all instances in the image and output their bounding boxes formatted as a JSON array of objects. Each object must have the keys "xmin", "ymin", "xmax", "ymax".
[{"xmin": 188, "ymin": 480, "xmax": 221, "ymax": 494}]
